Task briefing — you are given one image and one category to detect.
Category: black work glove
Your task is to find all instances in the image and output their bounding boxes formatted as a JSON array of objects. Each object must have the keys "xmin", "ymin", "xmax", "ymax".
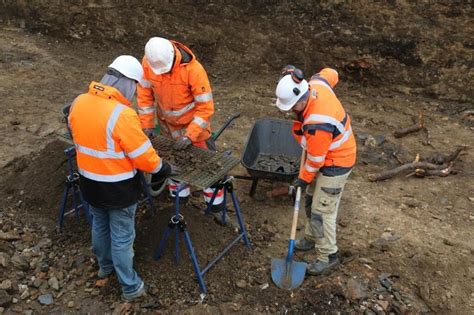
[
  {"xmin": 173, "ymin": 137, "xmax": 192, "ymax": 150},
  {"xmin": 290, "ymin": 178, "xmax": 310, "ymax": 202},
  {"xmin": 143, "ymin": 128, "xmax": 156, "ymax": 139},
  {"xmin": 151, "ymin": 160, "xmax": 172, "ymax": 186}
]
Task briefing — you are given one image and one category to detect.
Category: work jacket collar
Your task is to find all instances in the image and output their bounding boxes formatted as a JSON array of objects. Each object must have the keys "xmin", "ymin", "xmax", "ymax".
[
  {"xmin": 299, "ymin": 87, "xmax": 316, "ymax": 121},
  {"xmin": 87, "ymin": 81, "xmax": 131, "ymax": 107},
  {"xmin": 170, "ymin": 40, "xmax": 195, "ymax": 71}
]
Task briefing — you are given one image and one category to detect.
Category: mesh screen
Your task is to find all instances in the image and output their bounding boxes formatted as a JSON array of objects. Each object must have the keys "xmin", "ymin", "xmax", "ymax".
[{"xmin": 151, "ymin": 136, "xmax": 240, "ymax": 189}]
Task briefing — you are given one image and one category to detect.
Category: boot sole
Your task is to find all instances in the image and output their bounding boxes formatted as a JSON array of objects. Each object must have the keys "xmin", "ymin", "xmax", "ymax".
[{"xmin": 306, "ymin": 261, "xmax": 340, "ymax": 276}]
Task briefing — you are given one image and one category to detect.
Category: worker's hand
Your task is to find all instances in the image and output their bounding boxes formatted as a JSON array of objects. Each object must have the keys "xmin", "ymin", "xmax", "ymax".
[
  {"xmin": 143, "ymin": 128, "xmax": 156, "ymax": 139},
  {"xmin": 293, "ymin": 178, "xmax": 310, "ymax": 192},
  {"xmin": 151, "ymin": 160, "xmax": 172, "ymax": 186},
  {"xmin": 173, "ymin": 137, "xmax": 192, "ymax": 150}
]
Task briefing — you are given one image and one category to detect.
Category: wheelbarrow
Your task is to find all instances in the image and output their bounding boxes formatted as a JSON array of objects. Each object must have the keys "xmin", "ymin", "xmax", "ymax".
[{"xmin": 238, "ymin": 118, "xmax": 302, "ymax": 196}]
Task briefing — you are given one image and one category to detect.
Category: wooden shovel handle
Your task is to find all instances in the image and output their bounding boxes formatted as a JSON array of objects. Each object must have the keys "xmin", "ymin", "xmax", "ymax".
[{"xmin": 290, "ymin": 149, "xmax": 307, "ymax": 240}]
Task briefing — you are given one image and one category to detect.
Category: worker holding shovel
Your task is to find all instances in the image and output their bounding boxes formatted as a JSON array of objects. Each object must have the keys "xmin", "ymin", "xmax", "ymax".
[{"xmin": 275, "ymin": 66, "xmax": 357, "ymax": 276}]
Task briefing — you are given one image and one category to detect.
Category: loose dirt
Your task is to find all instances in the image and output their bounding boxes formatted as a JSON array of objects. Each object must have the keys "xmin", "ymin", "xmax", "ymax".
[{"xmin": 0, "ymin": 1, "xmax": 473, "ymax": 314}]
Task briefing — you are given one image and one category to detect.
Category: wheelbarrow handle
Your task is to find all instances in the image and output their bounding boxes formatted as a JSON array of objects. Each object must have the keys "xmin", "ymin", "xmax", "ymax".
[{"xmin": 212, "ymin": 112, "xmax": 241, "ymax": 141}]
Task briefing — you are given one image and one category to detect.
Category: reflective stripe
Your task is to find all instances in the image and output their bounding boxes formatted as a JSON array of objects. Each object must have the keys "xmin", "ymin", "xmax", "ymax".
[
  {"xmin": 329, "ymin": 127, "xmax": 352, "ymax": 150},
  {"xmin": 171, "ymin": 129, "xmax": 186, "ymax": 139},
  {"xmin": 301, "ymin": 136, "xmax": 307, "ymax": 149},
  {"xmin": 75, "ymin": 144, "xmax": 125, "ymax": 159},
  {"xmin": 311, "ymin": 79, "xmax": 335, "ymax": 95},
  {"xmin": 151, "ymin": 159, "xmax": 163, "ymax": 173},
  {"xmin": 307, "ymin": 153, "xmax": 326, "ymax": 163},
  {"xmin": 138, "ymin": 106, "xmax": 155, "ymax": 115},
  {"xmin": 162, "ymin": 102, "xmax": 195, "ymax": 117},
  {"xmin": 194, "ymin": 92, "xmax": 213, "ymax": 103},
  {"xmin": 304, "ymin": 163, "xmax": 319, "ymax": 173},
  {"xmin": 304, "ymin": 114, "xmax": 345, "ymax": 135},
  {"xmin": 78, "ymin": 167, "xmax": 136, "ymax": 182},
  {"xmin": 168, "ymin": 179, "xmax": 191, "ymax": 197},
  {"xmin": 203, "ymin": 188, "xmax": 224, "ymax": 205},
  {"xmin": 127, "ymin": 139, "xmax": 152, "ymax": 159},
  {"xmin": 192, "ymin": 116, "xmax": 208, "ymax": 128},
  {"xmin": 140, "ymin": 79, "xmax": 151, "ymax": 88},
  {"xmin": 106, "ymin": 104, "xmax": 126, "ymax": 151}
]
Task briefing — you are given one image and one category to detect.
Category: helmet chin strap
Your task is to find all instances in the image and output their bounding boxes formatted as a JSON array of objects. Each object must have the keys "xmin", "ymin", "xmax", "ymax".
[{"xmin": 292, "ymin": 89, "xmax": 310, "ymax": 113}]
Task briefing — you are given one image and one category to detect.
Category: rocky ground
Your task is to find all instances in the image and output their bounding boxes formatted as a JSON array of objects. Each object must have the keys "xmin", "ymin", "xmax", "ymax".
[{"xmin": 0, "ymin": 1, "xmax": 473, "ymax": 314}]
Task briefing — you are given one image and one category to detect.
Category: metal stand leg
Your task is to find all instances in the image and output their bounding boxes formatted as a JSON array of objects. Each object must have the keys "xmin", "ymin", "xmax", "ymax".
[
  {"xmin": 57, "ymin": 147, "xmax": 92, "ymax": 231},
  {"xmin": 249, "ymin": 178, "xmax": 259, "ymax": 197},
  {"xmin": 139, "ymin": 172, "xmax": 156, "ymax": 213},
  {"xmin": 154, "ymin": 177, "xmax": 250, "ymax": 295},
  {"xmin": 57, "ymin": 184, "xmax": 70, "ymax": 231}
]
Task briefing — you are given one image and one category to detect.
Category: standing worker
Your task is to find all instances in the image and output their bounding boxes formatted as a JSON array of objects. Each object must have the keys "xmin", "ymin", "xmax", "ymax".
[
  {"xmin": 68, "ymin": 55, "xmax": 172, "ymax": 301},
  {"xmin": 275, "ymin": 66, "xmax": 356, "ymax": 275},
  {"xmin": 137, "ymin": 37, "xmax": 228, "ymax": 224}
]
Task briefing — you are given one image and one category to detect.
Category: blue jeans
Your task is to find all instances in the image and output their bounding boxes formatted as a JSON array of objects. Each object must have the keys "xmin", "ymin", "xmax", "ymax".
[{"xmin": 90, "ymin": 203, "xmax": 143, "ymax": 297}]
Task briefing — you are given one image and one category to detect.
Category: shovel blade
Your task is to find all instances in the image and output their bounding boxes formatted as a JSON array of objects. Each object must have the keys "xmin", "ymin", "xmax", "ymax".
[{"xmin": 271, "ymin": 258, "xmax": 307, "ymax": 290}]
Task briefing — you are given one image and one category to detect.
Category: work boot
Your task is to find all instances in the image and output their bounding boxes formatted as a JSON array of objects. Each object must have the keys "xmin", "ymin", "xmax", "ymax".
[
  {"xmin": 121, "ymin": 282, "xmax": 147, "ymax": 302},
  {"xmin": 211, "ymin": 211, "xmax": 240, "ymax": 230},
  {"xmin": 306, "ymin": 253, "xmax": 340, "ymax": 276},
  {"xmin": 295, "ymin": 237, "xmax": 315, "ymax": 251}
]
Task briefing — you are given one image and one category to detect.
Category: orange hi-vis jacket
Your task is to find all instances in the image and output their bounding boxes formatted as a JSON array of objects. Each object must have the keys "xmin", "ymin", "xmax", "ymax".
[
  {"xmin": 293, "ymin": 68, "xmax": 356, "ymax": 183},
  {"xmin": 137, "ymin": 40, "xmax": 214, "ymax": 143},
  {"xmin": 69, "ymin": 82, "xmax": 162, "ymax": 207}
]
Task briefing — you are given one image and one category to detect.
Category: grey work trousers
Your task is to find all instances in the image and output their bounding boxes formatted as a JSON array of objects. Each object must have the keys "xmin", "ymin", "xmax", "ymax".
[{"xmin": 304, "ymin": 170, "xmax": 352, "ymax": 262}]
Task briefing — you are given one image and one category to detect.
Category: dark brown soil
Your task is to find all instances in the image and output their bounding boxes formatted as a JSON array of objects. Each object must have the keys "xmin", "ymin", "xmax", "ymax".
[{"xmin": 0, "ymin": 1, "xmax": 472, "ymax": 314}]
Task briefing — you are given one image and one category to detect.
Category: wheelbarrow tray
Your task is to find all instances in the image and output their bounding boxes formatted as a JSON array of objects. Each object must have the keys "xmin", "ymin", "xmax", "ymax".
[{"xmin": 241, "ymin": 118, "xmax": 302, "ymax": 181}]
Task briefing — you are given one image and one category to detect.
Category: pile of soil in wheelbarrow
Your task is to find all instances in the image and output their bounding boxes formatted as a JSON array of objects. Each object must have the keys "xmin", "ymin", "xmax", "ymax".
[{"xmin": 252, "ymin": 153, "xmax": 299, "ymax": 174}]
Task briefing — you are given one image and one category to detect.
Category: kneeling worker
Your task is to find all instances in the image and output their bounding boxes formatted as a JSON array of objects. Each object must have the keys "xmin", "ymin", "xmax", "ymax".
[
  {"xmin": 275, "ymin": 66, "xmax": 356, "ymax": 275},
  {"xmin": 68, "ymin": 55, "xmax": 172, "ymax": 300}
]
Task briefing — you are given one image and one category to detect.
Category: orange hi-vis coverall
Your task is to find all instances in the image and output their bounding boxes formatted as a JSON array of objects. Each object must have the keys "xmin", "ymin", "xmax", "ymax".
[
  {"xmin": 137, "ymin": 40, "xmax": 223, "ymax": 208},
  {"xmin": 293, "ymin": 68, "xmax": 356, "ymax": 261},
  {"xmin": 69, "ymin": 82, "xmax": 163, "ymax": 208},
  {"xmin": 293, "ymin": 68, "xmax": 356, "ymax": 182},
  {"xmin": 137, "ymin": 40, "xmax": 214, "ymax": 148}
]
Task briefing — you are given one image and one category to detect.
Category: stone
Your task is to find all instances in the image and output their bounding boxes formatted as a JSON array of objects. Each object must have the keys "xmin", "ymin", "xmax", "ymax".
[
  {"xmin": 11, "ymin": 254, "xmax": 29, "ymax": 271},
  {"xmin": 377, "ymin": 300, "xmax": 389, "ymax": 311},
  {"xmin": 345, "ymin": 278, "xmax": 368, "ymax": 300},
  {"xmin": 0, "ymin": 231, "xmax": 21, "ymax": 241},
  {"xmin": 0, "ymin": 290, "xmax": 12, "ymax": 307},
  {"xmin": 236, "ymin": 280, "xmax": 247, "ymax": 288},
  {"xmin": 67, "ymin": 301, "xmax": 74, "ymax": 308},
  {"xmin": 38, "ymin": 294, "xmax": 53, "ymax": 305},
  {"xmin": 74, "ymin": 256, "xmax": 85, "ymax": 268},
  {"xmin": 36, "ymin": 238, "xmax": 52, "ymax": 249},
  {"xmin": 0, "ymin": 280, "xmax": 11, "ymax": 291},
  {"xmin": 32, "ymin": 278, "xmax": 45, "ymax": 289},
  {"xmin": 48, "ymin": 277, "xmax": 59, "ymax": 291},
  {"xmin": 0, "ymin": 253, "xmax": 8, "ymax": 267}
]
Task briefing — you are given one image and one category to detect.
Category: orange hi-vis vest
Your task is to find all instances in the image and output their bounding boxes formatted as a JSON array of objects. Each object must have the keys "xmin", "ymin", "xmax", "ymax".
[
  {"xmin": 293, "ymin": 68, "xmax": 356, "ymax": 183},
  {"xmin": 137, "ymin": 40, "xmax": 214, "ymax": 143},
  {"xmin": 69, "ymin": 82, "xmax": 162, "ymax": 183}
]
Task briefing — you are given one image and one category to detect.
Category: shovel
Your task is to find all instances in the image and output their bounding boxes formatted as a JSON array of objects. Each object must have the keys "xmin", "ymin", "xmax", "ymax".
[{"xmin": 271, "ymin": 150, "xmax": 308, "ymax": 290}]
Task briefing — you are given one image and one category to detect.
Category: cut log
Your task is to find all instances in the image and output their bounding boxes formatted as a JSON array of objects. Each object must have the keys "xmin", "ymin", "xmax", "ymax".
[
  {"xmin": 393, "ymin": 112, "xmax": 424, "ymax": 138},
  {"xmin": 368, "ymin": 147, "xmax": 465, "ymax": 182}
]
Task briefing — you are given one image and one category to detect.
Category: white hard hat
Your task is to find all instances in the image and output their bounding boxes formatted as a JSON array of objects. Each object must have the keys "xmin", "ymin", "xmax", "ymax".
[
  {"xmin": 145, "ymin": 37, "xmax": 175, "ymax": 75},
  {"xmin": 108, "ymin": 55, "xmax": 145, "ymax": 86},
  {"xmin": 275, "ymin": 74, "xmax": 309, "ymax": 111}
]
